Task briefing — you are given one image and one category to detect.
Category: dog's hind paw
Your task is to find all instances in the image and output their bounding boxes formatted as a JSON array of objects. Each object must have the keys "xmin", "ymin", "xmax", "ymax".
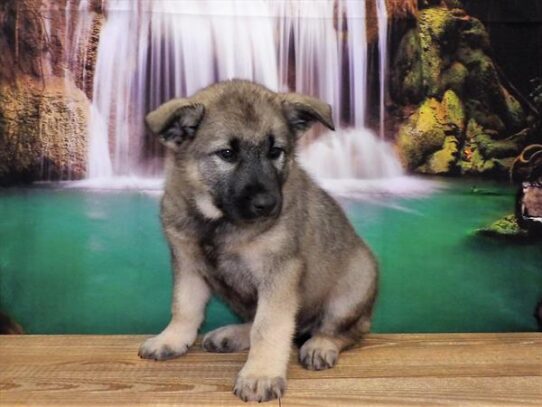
[
  {"xmin": 138, "ymin": 332, "xmax": 192, "ymax": 361},
  {"xmin": 202, "ymin": 323, "xmax": 251, "ymax": 353},
  {"xmin": 233, "ymin": 375, "xmax": 286, "ymax": 402},
  {"xmin": 299, "ymin": 336, "xmax": 339, "ymax": 370}
]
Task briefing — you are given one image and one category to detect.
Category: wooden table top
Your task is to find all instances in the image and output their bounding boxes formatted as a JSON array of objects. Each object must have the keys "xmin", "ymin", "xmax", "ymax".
[{"xmin": 1, "ymin": 333, "xmax": 541, "ymax": 406}]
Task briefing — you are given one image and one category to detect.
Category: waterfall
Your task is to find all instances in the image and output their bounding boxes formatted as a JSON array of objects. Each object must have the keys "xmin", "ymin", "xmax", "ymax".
[
  {"xmin": 376, "ymin": 0, "xmax": 388, "ymax": 139},
  {"xmin": 65, "ymin": 0, "xmax": 94, "ymax": 91},
  {"xmin": 274, "ymin": 1, "xmax": 341, "ymax": 120},
  {"xmin": 87, "ymin": 0, "xmax": 402, "ymax": 181},
  {"xmin": 87, "ymin": 1, "xmax": 149, "ymax": 178},
  {"xmin": 300, "ymin": 129, "xmax": 403, "ymax": 179},
  {"xmin": 340, "ymin": 0, "xmax": 368, "ymax": 127}
]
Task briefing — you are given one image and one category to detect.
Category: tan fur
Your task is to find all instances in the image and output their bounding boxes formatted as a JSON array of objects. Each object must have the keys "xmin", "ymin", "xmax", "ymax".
[
  {"xmin": 139, "ymin": 80, "xmax": 378, "ymax": 403},
  {"xmin": 138, "ymin": 237, "xmax": 210, "ymax": 360},
  {"xmin": 202, "ymin": 322, "xmax": 252, "ymax": 352},
  {"xmin": 194, "ymin": 193, "xmax": 223, "ymax": 220}
]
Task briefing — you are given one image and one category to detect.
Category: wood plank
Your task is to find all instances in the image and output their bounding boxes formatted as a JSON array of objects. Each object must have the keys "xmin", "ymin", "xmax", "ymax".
[{"xmin": 1, "ymin": 334, "xmax": 541, "ymax": 406}]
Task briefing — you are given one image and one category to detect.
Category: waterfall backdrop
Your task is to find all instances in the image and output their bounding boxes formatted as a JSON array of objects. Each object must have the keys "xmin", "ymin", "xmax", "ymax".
[
  {"xmin": 0, "ymin": 0, "xmax": 541, "ymax": 334},
  {"xmin": 87, "ymin": 0, "xmax": 400, "ymax": 181}
]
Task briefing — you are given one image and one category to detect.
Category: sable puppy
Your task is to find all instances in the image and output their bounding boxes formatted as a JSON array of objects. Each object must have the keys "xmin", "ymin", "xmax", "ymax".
[{"xmin": 139, "ymin": 80, "xmax": 378, "ymax": 402}]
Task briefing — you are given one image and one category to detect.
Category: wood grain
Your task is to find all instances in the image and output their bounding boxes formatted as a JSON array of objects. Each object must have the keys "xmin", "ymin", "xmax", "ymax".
[{"xmin": 1, "ymin": 333, "xmax": 541, "ymax": 406}]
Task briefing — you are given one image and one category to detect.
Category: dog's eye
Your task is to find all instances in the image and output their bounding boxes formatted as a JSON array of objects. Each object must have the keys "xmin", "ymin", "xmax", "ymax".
[
  {"xmin": 216, "ymin": 149, "xmax": 237, "ymax": 162},
  {"xmin": 268, "ymin": 147, "xmax": 284, "ymax": 160}
]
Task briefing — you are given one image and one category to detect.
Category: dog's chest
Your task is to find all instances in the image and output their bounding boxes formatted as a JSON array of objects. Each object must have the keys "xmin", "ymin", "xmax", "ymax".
[{"xmin": 198, "ymin": 231, "xmax": 259, "ymax": 319}]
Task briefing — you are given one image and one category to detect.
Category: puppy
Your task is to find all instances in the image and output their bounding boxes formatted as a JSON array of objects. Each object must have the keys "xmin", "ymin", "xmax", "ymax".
[{"xmin": 138, "ymin": 80, "xmax": 378, "ymax": 402}]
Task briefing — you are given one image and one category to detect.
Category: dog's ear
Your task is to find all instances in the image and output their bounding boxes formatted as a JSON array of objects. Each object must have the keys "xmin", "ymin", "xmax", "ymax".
[
  {"xmin": 145, "ymin": 99, "xmax": 205, "ymax": 151},
  {"xmin": 280, "ymin": 93, "xmax": 335, "ymax": 134}
]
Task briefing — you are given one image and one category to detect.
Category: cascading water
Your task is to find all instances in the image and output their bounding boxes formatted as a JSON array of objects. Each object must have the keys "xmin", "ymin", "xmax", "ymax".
[
  {"xmin": 34, "ymin": 0, "xmax": 96, "ymax": 181},
  {"xmin": 87, "ymin": 1, "xmax": 151, "ymax": 178},
  {"xmin": 274, "ymin": 2, "xmax": 341, "ymax": 119},
  {"xmin": 87, "ymin": 0, "xmax": 403, "ymax": 182},
  {"xmin": 301, "ymin": 129, "xmax": 403, "ymax": 179},
  {"xmin": 65, "ymin": 0, "xmax": 94, "ymax": 91},
  {"xmin": 341, "ymin": 0, "xmax": 368, "ymax": 128},
  {"xmin": 376, "ymin": 0, "xmax": 388, "ymax": 139}
]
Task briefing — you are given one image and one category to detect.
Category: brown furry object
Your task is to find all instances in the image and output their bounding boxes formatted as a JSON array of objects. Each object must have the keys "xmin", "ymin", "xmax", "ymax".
[
  {"xmin": 139, "ymin": 80, "xmax": 378, "ymax": 403},
  {"xmin": 535, "ymin": 300, "xmax": 542, "ymax": 331},
  {"xmin": 0, "ymin": 311, "xmax": 23, "ymax": 334}
]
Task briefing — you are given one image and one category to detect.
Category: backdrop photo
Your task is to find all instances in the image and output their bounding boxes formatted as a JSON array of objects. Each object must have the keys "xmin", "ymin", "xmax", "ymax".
[{"xmin": 0, "ymin": 0, "xmax": 541, "ymax": 335}]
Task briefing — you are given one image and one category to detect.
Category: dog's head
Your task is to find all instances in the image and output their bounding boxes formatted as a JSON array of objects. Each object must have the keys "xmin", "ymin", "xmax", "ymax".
[{"xmin": 146, "ymin": 80, "xmax": 334, "ymax": 223}]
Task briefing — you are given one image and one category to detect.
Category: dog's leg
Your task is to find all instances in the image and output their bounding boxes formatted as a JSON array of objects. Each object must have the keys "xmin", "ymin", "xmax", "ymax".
[
  {"xmin": 233, "ymin": 260, "xmax": 300, "ymax": 402},
  {"xmin": 299, "ymin": 307, "xmax": 373, "ymax": 370},
  {"xmin": 202, "ymin": 323, "xmax": 252, "ymax": 353},
  {"xmin": 300, "ymin": 250, "xmax": 377, "ymax": 370},
  {"xmin": 139, "ymin": 245, "xmax": 210, "ymax": 360}
]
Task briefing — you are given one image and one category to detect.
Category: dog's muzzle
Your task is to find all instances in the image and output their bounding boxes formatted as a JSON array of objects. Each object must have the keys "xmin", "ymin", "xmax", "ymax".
[{"xmin": 248, "ymin": 192, "xmax": 278, "ymax": 218}]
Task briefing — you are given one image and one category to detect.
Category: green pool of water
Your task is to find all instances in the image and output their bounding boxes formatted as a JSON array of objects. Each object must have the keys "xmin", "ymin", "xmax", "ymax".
[{"xmin": 0, "ymin": 179, "xmax": 540, "ymax": 334}]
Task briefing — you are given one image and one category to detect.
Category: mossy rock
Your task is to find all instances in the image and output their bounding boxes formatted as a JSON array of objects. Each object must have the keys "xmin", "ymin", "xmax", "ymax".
[
  {"xmin": 458, "ymin": 119, "xmax": 521, "ymax": 176},
  {"xmin": 392, "ymin": 29, "xmax": 423, "ymax": 104},
  {"xmin": 458, "ymin": 47, "xmax": 525, "ymax": 132},
  {"xmin": 441, "ymin": 89, "xmax": 465, "ymax": 131},
  {"xmin": 459, "ymin": 146, "xmax": 496, "ymax": 175},
  {"xmin": 418, "ymin": 7, "xmax": 455, "ymax": 97},
  {"xmin": 465, "ymin": 98, "xmax": 505, "ymax": 133},
  {"xmin": 418, "ymin": 135, "xmax": 459, "ymax": 174},
  {"xmin": 441, "ymin": 61, "xmax": 468, "ymax": 97},
  {"xmin": 392, "ymin": 6, "xmax": 520, "ymax": 116},
  {"xmin": 476, "ymin": 214, "xmax": 529, "ymax": 239},
  {"xmin": 501, "ymin": 86, "xmax": 525, "ymax": 131},
  {"xmin": 397, "ymin": 98, "xmax": 447, "ymax": 170},
  {"xmin": 397, "ymin": 90, "xmax": 465, "ymax": 173},
  {"xmin": 456, "ymin": 46, "xmax": 487, "ymax": 68},
  {"xmin": 391, "ymin": 5, "xmax": 528, "ymax": 179},
  {"xmin": 459, "ymin": 120, "xmax": 493, "ymax": 175},
  {"xmin": 460, "ymin": 49, "xmax": 502, "ymax": 107},
  {"xmin": 475, "ymin": 133, "xmax": 520, "ymax": 159},
  {"xmin": 460, "ymin": 17, "xmax": 490, "ymax": 51}
]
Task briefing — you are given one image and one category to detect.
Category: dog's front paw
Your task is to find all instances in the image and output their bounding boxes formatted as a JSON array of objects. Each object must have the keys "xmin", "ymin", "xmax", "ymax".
[
  {"xmin": 299, "ymin": 336, "xmax": 339, "ymax": 370},
  {"xmin": 138, "ymin": 332, "xmax": 192, "ymax": 361},
  {"xmin": 233, "ymin": 375, "xmax": 286, "ymax": 402}
]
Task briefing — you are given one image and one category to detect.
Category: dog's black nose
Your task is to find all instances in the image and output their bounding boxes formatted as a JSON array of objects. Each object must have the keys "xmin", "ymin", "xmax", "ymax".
[{"xmin": 249, "ymin": 193, "xmax": 277, "ymax": 217}]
